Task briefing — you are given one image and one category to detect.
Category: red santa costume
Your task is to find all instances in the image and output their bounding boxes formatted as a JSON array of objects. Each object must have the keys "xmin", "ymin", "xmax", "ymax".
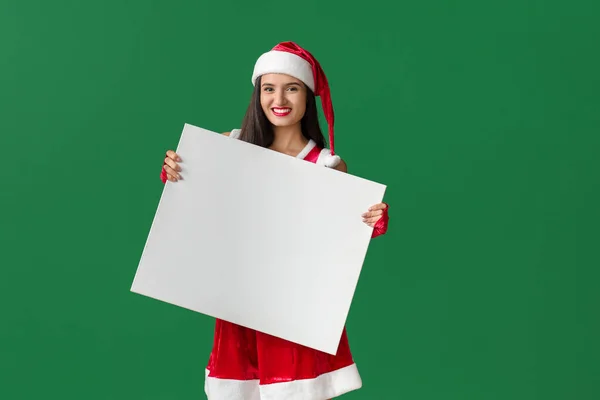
[{"xmin": 161, "ymin": 42, "xmax": 389, "ymax": 399}]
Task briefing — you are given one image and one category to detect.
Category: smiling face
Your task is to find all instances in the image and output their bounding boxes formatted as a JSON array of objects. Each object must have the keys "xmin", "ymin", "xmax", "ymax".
[{"xmin": 259, "ymin": 73, "xmax": 307, "ymax": 128}]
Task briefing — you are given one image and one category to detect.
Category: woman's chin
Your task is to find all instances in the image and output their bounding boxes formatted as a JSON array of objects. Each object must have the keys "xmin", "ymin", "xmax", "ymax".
[{"xmin": 268, "ymin": 118, "xmax": 300, "ymax": 128}]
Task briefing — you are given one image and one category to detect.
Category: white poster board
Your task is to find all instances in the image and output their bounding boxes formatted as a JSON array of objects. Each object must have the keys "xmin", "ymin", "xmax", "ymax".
[{"xmin": 131, "ymin": 123, "xmax": 386, "ymax": 354}]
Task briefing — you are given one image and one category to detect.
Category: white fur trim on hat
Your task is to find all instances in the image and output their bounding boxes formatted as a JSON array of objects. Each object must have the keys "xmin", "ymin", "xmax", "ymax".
[
  {"xmin": 324, "ymin": 154, "xmax": 341, "ymax": 168},
  {"xmin": 316, "ymin": 148, "xmax": 341, "ymax": 168},
  {"xmin": 252, "ymin": 51, "xmax": 315, "ymax": 91}
]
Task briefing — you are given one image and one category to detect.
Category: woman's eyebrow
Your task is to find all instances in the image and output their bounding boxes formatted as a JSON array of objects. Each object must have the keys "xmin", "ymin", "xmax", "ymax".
[{"xmin": 261, "ymin": 82, "xmax": 301, "ymax": 87}]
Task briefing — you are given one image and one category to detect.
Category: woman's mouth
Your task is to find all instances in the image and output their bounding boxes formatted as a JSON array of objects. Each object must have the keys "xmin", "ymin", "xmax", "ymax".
[{"xmin": 272, "ymin": 107, "xmax": 292, "ymax": 117}]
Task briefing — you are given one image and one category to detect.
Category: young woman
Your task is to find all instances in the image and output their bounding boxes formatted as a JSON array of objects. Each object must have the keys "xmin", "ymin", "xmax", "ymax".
[{"xmin": 159, "ymin": 42, "xmax": 389, "ymax": 400}]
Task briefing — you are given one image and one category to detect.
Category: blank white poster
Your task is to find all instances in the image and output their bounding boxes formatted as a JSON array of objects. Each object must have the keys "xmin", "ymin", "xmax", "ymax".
[{"xmin": 131, "ymin": 123, "xmax": 387, "ymax": 355}]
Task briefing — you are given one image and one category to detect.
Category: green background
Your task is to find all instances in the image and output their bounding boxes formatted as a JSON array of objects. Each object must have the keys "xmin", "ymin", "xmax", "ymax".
[{"xmin": 1, "ymin": 0, "xmax": 598, "ymax": 399}]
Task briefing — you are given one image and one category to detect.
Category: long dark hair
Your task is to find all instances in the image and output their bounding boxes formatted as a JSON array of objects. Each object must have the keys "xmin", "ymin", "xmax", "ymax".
[{"xmin": 239, "ymin": 76, "xmax": 326, "ymax": 149}]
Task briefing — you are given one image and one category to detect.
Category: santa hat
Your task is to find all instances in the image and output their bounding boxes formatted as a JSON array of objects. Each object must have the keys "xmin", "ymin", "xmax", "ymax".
[{"xmin": 251, "ymin": 41, "xmax": 340, "ymax": 168}]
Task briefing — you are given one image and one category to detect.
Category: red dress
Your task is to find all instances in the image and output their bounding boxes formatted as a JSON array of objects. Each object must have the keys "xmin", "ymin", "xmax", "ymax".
[{"xmin": 161, "ymin": 129, "xmax": 389, "ymax": 399}]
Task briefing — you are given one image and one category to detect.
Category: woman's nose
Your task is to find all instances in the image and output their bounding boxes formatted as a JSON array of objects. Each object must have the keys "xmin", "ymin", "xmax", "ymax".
[{"xmin": 276, "ymin": 90, "xmax": 286, "ymax": 105}]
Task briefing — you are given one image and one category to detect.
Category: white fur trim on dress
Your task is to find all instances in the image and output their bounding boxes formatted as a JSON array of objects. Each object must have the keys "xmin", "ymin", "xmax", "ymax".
[
  {"xmin": 259, "ymin": 363, "xmax": 362, "ymax": 400},
  {"xmin": 228, "ymin": 129, "xmax": 241, "ymax": 139},
  {"xmin": 252, "ymin": 51, "xmax": 315, "ymax": 91},
  {"xmin": 204, "ymin": 363, "xmax": 362, "ymax": 400},
  {"xmin": 295, "ymin": 139, "xmax": 316, "ymax": 159},
  {"xmin": 204, "ymin": 370, "xmax": 260, "ymax": 400},
  {"xmin": 228, "ymin": 131, "xmax": 339, "ymax": 167}
]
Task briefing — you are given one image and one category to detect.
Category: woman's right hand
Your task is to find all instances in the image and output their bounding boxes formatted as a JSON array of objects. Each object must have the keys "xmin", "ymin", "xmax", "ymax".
[{"xmin": 162, "ymin": 150, "xmax": 182, "ymax": 182}]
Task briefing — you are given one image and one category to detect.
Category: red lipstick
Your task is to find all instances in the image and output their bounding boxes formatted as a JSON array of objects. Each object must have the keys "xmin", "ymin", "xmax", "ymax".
[{"xmin": 272, "ymin": 107, "xmax": 292, "ymax": 117}]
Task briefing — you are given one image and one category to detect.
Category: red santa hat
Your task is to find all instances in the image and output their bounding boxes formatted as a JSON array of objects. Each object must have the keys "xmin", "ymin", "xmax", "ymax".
[{"xmin": 251, "ymin": 41, "xmax": 340, "ymax": 168}]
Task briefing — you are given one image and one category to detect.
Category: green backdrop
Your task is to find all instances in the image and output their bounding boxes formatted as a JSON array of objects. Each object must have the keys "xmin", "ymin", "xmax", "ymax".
[{"xmin": 1, "ymin": 1, "xmax": 598, "ymax": 399}]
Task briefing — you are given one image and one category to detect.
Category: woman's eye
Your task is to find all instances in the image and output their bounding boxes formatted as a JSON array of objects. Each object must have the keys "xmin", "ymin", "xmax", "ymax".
[
  {"xmin": 287, "ymin": 87, "xmax": 298, "ymax": 92},
  {"xmin": 263, "ymin": 87, "xmax": 274, "ymax": 92}
]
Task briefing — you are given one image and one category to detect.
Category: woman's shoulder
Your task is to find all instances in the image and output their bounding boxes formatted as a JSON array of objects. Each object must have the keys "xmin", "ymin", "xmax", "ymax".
[{"xmin": 333, "ymin": 158, "xmax": 348, "ymax": 172}]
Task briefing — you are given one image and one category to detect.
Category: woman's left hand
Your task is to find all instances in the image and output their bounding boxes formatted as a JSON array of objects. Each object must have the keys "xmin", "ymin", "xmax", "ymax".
[{"xmin": 362, "ymin": 203, "xmax": 388, "ymax": 227}]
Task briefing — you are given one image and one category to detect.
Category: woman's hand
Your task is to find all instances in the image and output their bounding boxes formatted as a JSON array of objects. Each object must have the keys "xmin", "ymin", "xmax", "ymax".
[
  {"xmin": 362, "ymin": 203, "xmax": 388, "ymax": 227},
  {"xmin": 161, "ymin": 150, "xmax": 182, "ymax": 182}
]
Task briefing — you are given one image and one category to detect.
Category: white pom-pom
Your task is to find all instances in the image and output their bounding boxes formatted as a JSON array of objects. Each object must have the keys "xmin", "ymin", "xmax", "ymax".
[{"xmin": 324, "ymin": 154, "xmax": 341, "ymax": 168}]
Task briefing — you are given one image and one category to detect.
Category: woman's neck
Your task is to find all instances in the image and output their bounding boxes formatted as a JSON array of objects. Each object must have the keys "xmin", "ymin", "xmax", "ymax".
[{"xmin": 270, "ymin": 124, "xmax": 308, "ymax": 156}]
